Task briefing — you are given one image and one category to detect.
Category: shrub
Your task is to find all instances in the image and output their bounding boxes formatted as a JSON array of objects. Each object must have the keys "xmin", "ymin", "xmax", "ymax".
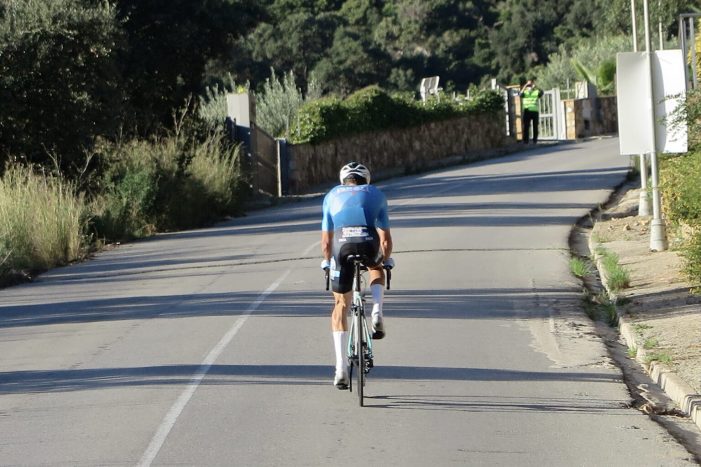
[
  {"xmin": 90, "ymin": 139, "xmax": 160, "ymax": 241},
  {"xmin": 682, "ymin": 232, "xmax": 701, "ymax": 291},
  {"xmin": 256, "ymin": 69, "xmax": 305, "ymax": 138},
  {"xmin": 291, "ymin": 96, "xmax": 346, "ymax": 143},
  {"xmin": 659, "ymin": 84, "xmax": 701, "ymax": 288},
  {"xmin": 179, "ymin": 133, "xmax": 245, "ymax": 226},
  {"xmin": 660, "ymin": 151, "xmax": 701, "ymax": 226},
  {"xmin": 289, "ymin": 86, "xmax": 503, "ymax": 144},
  {"xmin": 534, "ymin": 35, "xmax": 630, "ymax": 93},
  {"xmin": 91, "ymin": 129, "xmax": 244, "ymax": 241},
  {"xmin": 342, "ymin": 85, "xmax": 412, "ymax": 131},
  {"xmin": 197, "ymin": 74, "xmax": 247, "ymax": 131},
  {"xmin": 0, "ymin": 164, "xmax": 88, "ymax": 275}
]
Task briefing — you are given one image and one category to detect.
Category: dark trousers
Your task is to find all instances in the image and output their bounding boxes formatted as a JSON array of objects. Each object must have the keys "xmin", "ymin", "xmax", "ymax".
[{"xmin": 522, "ymin": 109, "xmax": 539, "ymax": 144}]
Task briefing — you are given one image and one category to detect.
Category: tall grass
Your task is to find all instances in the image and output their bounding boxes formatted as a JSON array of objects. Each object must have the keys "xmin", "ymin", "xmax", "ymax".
[
  {"xmin": 188, "ymin": 134, "xmax": 244, "ymax": 211},
  {"xmin": 0, "ymin": 165, "xmax": 88, "ymax": 274},
  {"xmin": 92, "ymin": 129, "xmax": 244, "ymax": 241}
]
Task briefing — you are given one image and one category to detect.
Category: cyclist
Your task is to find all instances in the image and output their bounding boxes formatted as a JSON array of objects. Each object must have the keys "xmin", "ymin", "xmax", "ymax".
[{"xmin": 320, "ymin": 162, "xmax": 394, "ymax": 389}]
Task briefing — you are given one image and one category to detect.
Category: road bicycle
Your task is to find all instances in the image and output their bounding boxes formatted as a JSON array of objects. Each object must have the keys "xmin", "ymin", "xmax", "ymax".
[{"xmin": 326, "ymin": 256, "xmax": 391, "ymax": 407}]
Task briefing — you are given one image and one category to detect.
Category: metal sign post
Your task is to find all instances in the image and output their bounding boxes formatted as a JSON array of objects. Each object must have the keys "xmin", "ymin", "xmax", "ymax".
[
  {"xmin": 632, "ymin": 0, "xmax": 651, "ymax": 217},
  {"xmin": 643, "ymin": 0, "xmax": 667, "ymax": 251},
  {"xmin": 619, "ymin": 3, "xmax": 688, "ymax": 251}
]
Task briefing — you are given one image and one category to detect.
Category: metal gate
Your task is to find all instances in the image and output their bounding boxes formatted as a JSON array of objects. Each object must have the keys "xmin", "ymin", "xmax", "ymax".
[
  {"xmin": 538, "ymin": 89, "xmax": 566, "ymax": 140},
  {"xmin": 252, "ymin": 125, "xmax": 279, "ymax": 196}
]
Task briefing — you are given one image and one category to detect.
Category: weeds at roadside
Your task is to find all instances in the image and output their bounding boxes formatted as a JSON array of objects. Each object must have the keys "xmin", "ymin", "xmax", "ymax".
[
  {"xmin": 643, "ymin": 337, "xmax": 659, "ymax": 350},
  {"xmin": 580, "ymin": 292, "xmax": 619, "ymax": 327},
  {"xmin": 594, "ymin": 246, "xmax": 631, "ymax": 292},
  {"xmin": 627, "ymin": 346, "xmax": 637, "ymax": 358},
  {"xmin": 645, "ymin": 352, "xmax": 673, "ymax": 365},
  {"xmin": 599, "ymin": 300, "xmax": 619, "ymax": 326},
  {"xmin": 569, "ymin": 256, "xmax": 592, "ymax": 278}
]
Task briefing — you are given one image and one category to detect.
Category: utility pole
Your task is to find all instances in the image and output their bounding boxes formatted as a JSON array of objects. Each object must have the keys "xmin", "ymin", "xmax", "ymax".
[
  {"xmin": 632, "ymin": 0, "xmax": 651, "ymax": 217},
  {"xmin": 643, "ymin": 0, "xmax": 668, "ymax": 251},
  {"xmin": 658, "ymin": 0, "xmax": 664, "ymax": 50}
]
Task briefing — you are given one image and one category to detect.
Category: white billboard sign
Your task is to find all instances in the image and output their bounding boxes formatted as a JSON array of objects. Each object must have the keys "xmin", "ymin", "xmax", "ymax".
[
  {"xmin": 616, "ymin": 50, "xmax": 688, "ymax": 155},
  {"xmin": 652, "ymin": 50, "xmax": 688, "ymax": 154}
]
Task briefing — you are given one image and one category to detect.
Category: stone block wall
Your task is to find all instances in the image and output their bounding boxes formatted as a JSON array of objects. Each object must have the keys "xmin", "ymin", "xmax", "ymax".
[
  {"xmin": 287, "ymin": 112, "xmax": 513, "ymax": 194},
  {"xmin": 564, "ymin": 96, "xmax": 618, "ymax": 139}
]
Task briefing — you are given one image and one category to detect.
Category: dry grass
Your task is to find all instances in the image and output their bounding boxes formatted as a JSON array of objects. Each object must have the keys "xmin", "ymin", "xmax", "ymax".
[{"xmin": 0, "ymin": 165, "xmax": 88, "ymax": 275}]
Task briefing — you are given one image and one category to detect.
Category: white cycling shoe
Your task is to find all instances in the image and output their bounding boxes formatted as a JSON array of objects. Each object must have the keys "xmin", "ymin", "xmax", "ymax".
[
  {"xmin": 333, "ymin": 369, "xmax": 349, "ymax": 390},
  {"xmin": 372, "ymin": 315, "xmax": 385, "ymax": 340}
]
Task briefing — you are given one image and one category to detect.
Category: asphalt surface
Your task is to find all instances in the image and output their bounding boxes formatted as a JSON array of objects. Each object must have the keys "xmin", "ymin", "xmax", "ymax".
[{"xmin": 0, "ymin": 138, "xmax": 698, "ymax": 465}]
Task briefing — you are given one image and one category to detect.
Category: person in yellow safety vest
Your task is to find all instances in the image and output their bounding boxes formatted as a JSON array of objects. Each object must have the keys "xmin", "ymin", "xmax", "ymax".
[{"xmin": 519, "ymin": 79, "xmax": 543, "ymax": 144}]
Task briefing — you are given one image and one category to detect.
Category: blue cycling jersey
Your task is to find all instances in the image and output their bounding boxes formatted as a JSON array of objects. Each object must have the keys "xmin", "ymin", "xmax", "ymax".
[{"xmin": 321, "ymin": 184, "xmax": 389, "ymax": 231}]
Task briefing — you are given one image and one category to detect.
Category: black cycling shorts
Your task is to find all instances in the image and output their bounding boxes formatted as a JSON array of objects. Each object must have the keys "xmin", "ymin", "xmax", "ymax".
[{"xmin": 329, "ymin": 226, "xmax": 382, "ymax": 294}]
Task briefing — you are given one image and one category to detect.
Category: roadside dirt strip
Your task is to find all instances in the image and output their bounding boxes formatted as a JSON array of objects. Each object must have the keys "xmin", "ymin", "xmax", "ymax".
[{"xmin": 572, "ymin": 181, "xmax": 701, "ymax": 436}]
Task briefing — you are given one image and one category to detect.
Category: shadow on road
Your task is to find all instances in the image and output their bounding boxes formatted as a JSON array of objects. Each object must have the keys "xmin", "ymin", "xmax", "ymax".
[
  {"xmin": 0, "ymin": 285, "xmax": 584, "ymax": 328},
  {"xmin": 0, "ymin": 363, "xmax": 619, "ymax": 395},
  {"xmin": 366, "ymin": 393, "xmax": 625, "ymax": 413}
]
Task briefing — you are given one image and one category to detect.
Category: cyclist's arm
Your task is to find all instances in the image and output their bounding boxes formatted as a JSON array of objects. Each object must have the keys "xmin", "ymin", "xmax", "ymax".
[
  {"xmin": 321, "ymin": 230, "xmax": 333, "ymax": 261},
  {"xmin": 377, "ymin": 227, "xmax": 392, "ymax": 261}
]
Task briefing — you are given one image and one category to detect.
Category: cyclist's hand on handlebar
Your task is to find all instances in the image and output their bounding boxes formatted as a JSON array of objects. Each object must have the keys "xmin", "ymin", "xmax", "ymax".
[
  {"xmin": 320, "ymin": 259, "xmax": 331, "ymax": 271},
  {"xmin": 383, "ymin": 257, "xmax": 395, "ymax": 270}
]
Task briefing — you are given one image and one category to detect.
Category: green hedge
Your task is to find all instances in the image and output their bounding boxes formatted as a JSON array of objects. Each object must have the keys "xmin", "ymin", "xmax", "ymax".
[
  {"xmin": 661, "ymin": 151, "xmax": 701, "ymax": 227},
  {"xmin": 661, "ymin": 149, "xmax": 701, "ymax": 290},
  {"xmin": 289, "ymin": 85, "xmax": 503, "ymax": 144}
]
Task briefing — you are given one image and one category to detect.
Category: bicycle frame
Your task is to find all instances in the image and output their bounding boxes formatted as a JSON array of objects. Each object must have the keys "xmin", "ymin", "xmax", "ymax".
[
  {"xmin": 347, "ymin": 265, "xmax": 374, "ymax": 371},
  {"xmin": 346, "ymin": 257, "xmax": 373, "ymax": 406}
]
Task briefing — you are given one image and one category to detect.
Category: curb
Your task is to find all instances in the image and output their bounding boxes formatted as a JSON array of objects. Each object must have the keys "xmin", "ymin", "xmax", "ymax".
[{"xmin": 588, "ymin": 233, "xmax": 701, "ymax": 431}]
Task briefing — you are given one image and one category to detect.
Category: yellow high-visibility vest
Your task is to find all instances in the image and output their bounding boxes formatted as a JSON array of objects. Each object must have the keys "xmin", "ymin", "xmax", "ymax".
[{"xmin": 522, "ymin": 88, "xmax": 540, "ymax": 112}]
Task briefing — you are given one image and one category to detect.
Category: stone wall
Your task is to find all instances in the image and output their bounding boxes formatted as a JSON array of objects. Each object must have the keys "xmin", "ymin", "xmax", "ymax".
[
  {"xmin": 287, "ymin": 112, "xmax": 514, "ymax": 194},
  {"xmin": 563, "ymin": 96, "xmax": 618, "ymax": 139}
]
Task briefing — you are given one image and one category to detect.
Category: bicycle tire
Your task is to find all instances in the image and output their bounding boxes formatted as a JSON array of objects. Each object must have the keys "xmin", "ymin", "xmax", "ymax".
[{"xmin": 356, "ymin": 310, "xmax": 364, "ymax": 406}]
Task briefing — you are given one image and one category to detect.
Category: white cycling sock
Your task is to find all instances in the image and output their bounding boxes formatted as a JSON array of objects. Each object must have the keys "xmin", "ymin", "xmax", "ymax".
[
  {"xmin": 333, "ymin": 331, "xmax": 348, "ymax": 372},
  {"xmin": 371, "ymin": 284, "xmax": 383, "ymax": 318}
]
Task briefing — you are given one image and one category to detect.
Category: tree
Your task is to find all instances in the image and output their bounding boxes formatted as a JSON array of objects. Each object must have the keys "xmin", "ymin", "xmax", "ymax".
[
  {"xmin": 488, "ymin": 0, "xmax": 566, "ymax": 83},
  {"xmin": 0, "ymin": 0, "xmax": 125, "ymax": 173},
  {"xmin": 245, "ymin": 10, "xmax": 340, "ymax": 90},
  {"xmin": 375, "ymin": 0, "xmax": 497, "ymax": 92},
  {"xmin": 313, "ymin": 27, "xmax": 391, "ymax": 95},
  {"xmin": 113, "ymin": 0, "xmax": 264, "ymax": 133},
  {"xmin": 593, "ymin": 0, "xmax": 694, "ymax": 45}
]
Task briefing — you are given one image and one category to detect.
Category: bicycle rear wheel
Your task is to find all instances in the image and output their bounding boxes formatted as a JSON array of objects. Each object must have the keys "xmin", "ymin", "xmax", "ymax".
[{"xmin": 355, "ymin": 311, "xmax": 364, "ymax": 406}]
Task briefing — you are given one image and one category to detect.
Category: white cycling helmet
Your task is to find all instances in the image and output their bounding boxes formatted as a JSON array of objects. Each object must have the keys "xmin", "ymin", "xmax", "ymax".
[{"xmin": 339, "ymin": 161, "xmax": 371, "ymax": 184}]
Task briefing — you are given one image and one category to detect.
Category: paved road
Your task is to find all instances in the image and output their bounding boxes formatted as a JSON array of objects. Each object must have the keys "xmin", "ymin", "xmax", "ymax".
[{"xmin": 0, "ymin": 138, "xmax": 697, "ymax": 465}]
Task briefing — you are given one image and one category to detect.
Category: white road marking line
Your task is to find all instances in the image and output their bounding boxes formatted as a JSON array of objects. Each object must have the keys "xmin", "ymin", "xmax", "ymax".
[
  {"xmin": 302, "ymin": 240, "xmax": 320, "ymax": 256},
  {"xmin": 137, "ymin": 269, "xmax": 291, "ymax": 467}
]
